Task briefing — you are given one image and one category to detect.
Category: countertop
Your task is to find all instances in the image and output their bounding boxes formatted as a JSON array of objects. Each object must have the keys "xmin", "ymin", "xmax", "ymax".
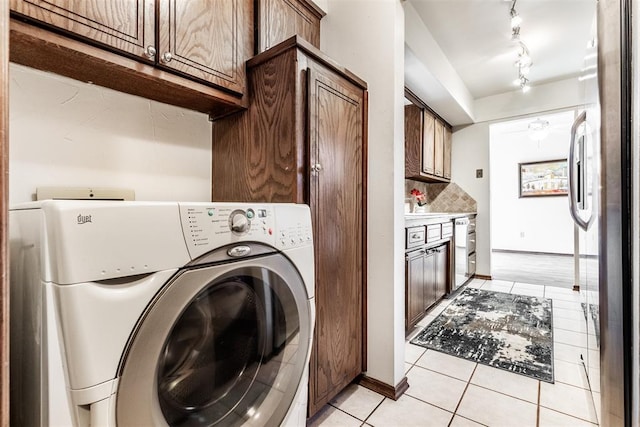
[{"xmin": 404, "ymin": 212, "xmax": 476, "ymax": 226}]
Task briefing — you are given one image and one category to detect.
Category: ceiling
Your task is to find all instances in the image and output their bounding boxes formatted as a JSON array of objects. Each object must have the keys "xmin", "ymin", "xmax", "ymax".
[{"xmin": 406, "ymin": 0, "xmax": 596, "ymax": 106}]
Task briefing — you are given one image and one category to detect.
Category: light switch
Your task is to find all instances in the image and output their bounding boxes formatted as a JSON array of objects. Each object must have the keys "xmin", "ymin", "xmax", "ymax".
[{"xmin": 476, "ymin": 169, "xmax": 483, "ymax": 178}]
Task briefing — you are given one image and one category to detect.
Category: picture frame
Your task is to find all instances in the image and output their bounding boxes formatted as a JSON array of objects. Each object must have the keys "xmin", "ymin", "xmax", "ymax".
[{"xmin": 518, "ymin": 159, "xmax": 569, "ymax": 198}]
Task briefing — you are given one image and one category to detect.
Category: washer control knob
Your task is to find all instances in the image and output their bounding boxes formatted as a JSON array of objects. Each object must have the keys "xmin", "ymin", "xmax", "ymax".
[{"xmin": 229, "ymin": 210, "xmax": 250, "ymax": 234}]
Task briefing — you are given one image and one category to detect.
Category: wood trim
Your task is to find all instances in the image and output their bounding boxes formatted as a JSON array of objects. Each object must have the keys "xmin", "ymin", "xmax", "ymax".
[
  {"xmin": 247, "ymin": 35, "xmax": 367, "ymax": 90},
  {"xmin": 1, "ymin": 1, "xmax": 8, "ymax": 425},
  {"xmin": 9, "ymin": 19, "xmax": 247, "ymax": 119},
  {"xmin": 358, "ymin": 375, "xmax": 409, "ymax": 401},
  {"xmin": 362, "ymin": 89, "xmax": 368, "ymax": 373},
  {"xmin": 297, "ymin": 0, "xmax": 326, "ymax": 18},
  {"xmin": 473, "ymin": 274, "xmax": 492, "ymax": 280}
]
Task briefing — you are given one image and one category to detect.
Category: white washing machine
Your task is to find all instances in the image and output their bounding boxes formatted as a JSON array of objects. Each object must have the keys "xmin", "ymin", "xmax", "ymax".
[{"xmin": 9, "ymin": 200, "xmax": 315, "ymax": 427}]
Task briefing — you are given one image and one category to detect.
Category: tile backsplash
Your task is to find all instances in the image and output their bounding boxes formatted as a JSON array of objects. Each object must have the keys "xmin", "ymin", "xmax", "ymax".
[{"xmin": 405, "ymin": 180, "xmax": 477, "ymax": 213}]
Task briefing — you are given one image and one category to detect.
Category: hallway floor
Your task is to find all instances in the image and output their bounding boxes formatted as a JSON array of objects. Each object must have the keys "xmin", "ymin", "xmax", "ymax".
[
  {"xmin": 491, "ymin": 251, "xmax": 575, "ymax": 289},
  {"xmin": 307, "ymin": 279, "xmax": 600, "ymax": 427}
]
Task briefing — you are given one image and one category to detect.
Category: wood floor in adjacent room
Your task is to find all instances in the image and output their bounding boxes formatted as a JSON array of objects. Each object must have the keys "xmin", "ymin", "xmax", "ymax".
[{"xmin": 490, "ymin": 250, "xmax": 577, "ymax": 289}]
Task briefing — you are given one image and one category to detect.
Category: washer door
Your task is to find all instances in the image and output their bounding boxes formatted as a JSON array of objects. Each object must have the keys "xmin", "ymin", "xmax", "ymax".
[{"xmin": 116, "ymin": 253, "xmax": 311, "ymax": 427}]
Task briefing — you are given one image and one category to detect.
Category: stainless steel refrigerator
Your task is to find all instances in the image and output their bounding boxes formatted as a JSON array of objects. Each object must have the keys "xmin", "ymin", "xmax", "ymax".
[{"xmin": 569, "ymin": 1, "xmax": 635, "ymax": 425}]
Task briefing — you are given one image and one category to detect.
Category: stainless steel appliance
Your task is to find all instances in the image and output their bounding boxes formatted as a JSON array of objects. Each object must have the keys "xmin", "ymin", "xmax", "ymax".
[
  {"xmin": 568, "ymin": 2, "xmax": 636, "ymax": 424},
  {"xmin": 454, "ymin": 216, "xmax": 476, "ymax": 289}
]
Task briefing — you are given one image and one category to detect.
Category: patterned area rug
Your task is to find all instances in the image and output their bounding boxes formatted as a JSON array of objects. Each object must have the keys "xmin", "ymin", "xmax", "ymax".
[{"xmin": 411, "ymin": 288, "xmax": 554, "ymax": 382}]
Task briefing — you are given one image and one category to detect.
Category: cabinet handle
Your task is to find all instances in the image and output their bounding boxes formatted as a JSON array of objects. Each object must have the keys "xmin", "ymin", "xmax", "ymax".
[
  {"xmin": 144, "ymin": 46, "xmax": 156, "ymax": 59},
  {"xmin": 469, "ymin": 239, "xmax": 476, "ymax": 243},
  {"xmin": 311, "ymin": 163, "xmax": 323, "ymax": 175},
  {"xmin": 469, "ymin": 260, "xmax": 476, "ymax": 264},
  {"xmin": 411, "ymin": 233, "xmax": 422, "ymax": 239},
  {"xmin": 161, "ymin": 52, "xmax": 173, "ymax": 63}
]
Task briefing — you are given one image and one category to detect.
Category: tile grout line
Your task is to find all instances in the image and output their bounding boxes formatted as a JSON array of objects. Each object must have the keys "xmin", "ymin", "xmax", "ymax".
[
  {"xmin": 469, "ymin": 379, "xmax": 543, "ymax": 406},
  {"xmin": 447, "ymin": 363, "xmax": 478, "ymax": 426},
  {"xmin": 327, "ymin": 403, "xmax": 371, "ymax": 425},
  {"xmin": 412, "ymin": 360, "xmax": 476, "ymax": 384},
  {"xmin": 536, "ymin": 380, "xmax": 541, "ymax": 427},
  {"xmin": 360, "ymin": 396, "xmax": 386, "ymax": 426}
]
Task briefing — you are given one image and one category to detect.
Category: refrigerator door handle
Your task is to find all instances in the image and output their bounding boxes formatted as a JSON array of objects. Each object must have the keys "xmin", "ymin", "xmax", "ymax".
[{"xmin": 568, "ymin": 111, "xmax": 589, "ymax": 230}]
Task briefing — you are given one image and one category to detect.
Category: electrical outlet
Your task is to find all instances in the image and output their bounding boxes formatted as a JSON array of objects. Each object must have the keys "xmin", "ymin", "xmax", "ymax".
[
  {"xmin": 520, "ymin": 232, "xmax": 525, "ymax": 238},
  {"xmin": 476, "ymin": 169, "xmax": 483, "ymax": 178}
]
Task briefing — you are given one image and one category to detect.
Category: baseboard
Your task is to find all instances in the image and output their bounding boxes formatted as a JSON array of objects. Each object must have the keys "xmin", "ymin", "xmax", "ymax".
[
  {"xmin": 491, "ymin": 249, "xmax": 573, "ymax": 257},
  {"xmin": 473, "ymin": 274, "xmax": 492, "ymax": 280},
  {"xmin": 358, "ymin": 375, "xmax": 409, "ymax": 401}
]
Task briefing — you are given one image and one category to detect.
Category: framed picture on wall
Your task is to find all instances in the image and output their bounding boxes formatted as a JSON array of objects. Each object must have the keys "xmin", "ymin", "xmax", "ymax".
[{"xmin": 519, "ymin": 159, "xmax": 569, "ymax": 198}]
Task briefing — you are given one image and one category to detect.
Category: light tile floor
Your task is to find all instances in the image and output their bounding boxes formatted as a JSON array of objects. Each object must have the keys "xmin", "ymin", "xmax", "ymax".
[{"xmin": 308, "ymin": 279, "xmax": 600, "ymax": 427}]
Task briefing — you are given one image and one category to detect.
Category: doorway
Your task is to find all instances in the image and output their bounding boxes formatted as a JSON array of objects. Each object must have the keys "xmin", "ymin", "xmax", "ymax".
[{"xmin": 488, "ymin": 110, "xmax": 577, "ymax": 288}]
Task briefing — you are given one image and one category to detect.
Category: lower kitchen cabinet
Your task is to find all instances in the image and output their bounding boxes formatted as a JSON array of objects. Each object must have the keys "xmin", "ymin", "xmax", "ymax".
[
  {"xmin": 405, "ymin": 243, "xmax": 449, "ymax": 332},
  {"xmin": 434, "ymin": 244, "xmax": 448, "ymax": 299},
  {"xmin": 406, "ymin": 248, "xmax": 427, "ymax": 328}
]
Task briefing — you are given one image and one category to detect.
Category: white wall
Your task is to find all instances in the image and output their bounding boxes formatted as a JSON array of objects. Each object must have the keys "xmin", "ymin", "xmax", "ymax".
[
  {"xmin": 489, "ymin": 110, "xmax": 575, "ymax": 254},
  {"xmin": 451, "ymin": 122, "xmax": 491, "ymax": 276},
  {"xmin": 475, "ymin": 77, "xmax": 583, "ymax": 123},
  {"xmin": 9, "ymin": 65, "xmax": 212, "ymax": 205},
  {"xmin": 451, "ymin": 74, "xmax": 592, "ymax": 276},
  {"xmin": 404, "ymin": 1, "xmax": 474, "ymax": 124},
  {"xmin": 321, "ymin": 0, "xmax": 406, "ymax": 388}
]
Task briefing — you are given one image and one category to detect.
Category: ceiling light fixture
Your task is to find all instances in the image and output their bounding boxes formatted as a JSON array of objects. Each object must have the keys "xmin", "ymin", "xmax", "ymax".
[
  {"xmin": 509, "ymin": 0, "xmax": 532, "ymax": 93},
  {"xmin": 528, "ymin": 118, "xmax": 550, "ymax": 140},
  {"xmin": 510, "ymin": 9, "xmax": 522, "ymax": 29}
]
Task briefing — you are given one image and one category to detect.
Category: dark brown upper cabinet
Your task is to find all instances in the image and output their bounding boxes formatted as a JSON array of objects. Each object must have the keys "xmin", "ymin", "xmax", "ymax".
[
  {"xmin": 405, "ymin": 89, "xmax": 452, "ymax": 183},
  {"xmin": 157, "ymin": 0, "xmax": 251, "ymax": 94},
  {"xmin": 256, "ymin": 0, "xmax": 324, "ymax": 53},
  {"xmin": 422, "ymin": 111, "xmax": 436, "ymax": 175},
  {"xmin": 444, "ymin": 124, "xmax": 452, "ymax": 179},
  {"xmin": 9, "ymin": 0, "xmax": 253, "ymax": 117},
  {"xmin": 9, "ymin": 0, "xmax": 156, "ymax": 59}
]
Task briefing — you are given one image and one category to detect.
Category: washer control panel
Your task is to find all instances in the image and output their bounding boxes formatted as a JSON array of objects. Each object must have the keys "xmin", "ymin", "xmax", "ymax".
[{"xmin": 178, "ymin": 203, "xmax": 312, "ymax": 260}]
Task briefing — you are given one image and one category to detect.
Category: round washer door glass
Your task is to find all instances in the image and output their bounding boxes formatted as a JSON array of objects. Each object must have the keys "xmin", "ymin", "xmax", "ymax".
[{"xmin": 116, "ymin": 254, "xmax": 311, "ymax": 427}]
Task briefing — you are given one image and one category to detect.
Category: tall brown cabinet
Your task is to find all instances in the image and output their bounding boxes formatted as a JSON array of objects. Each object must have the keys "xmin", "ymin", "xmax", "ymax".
[{"xmin": 211, "ymin": 36, "xmax": 367, "ymax": 417}]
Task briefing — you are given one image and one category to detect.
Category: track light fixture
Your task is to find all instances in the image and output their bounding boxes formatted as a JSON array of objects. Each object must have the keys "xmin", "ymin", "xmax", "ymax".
[{"xmin": 509, "ymin": 0, "xmax": 531, "ymax": 93}]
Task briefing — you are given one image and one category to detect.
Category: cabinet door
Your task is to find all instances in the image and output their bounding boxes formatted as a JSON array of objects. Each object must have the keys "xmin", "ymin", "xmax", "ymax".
[
  {"xmin": 308, "ymin": 65, "xmax": 364, "ymax": 415},
  {"xmin": 10, "ymin": 0, "xmax": 155, "ymax": 59},
  {"xmin": 424, "ymin": 250, "xmax": 437, "ymax": 308},
  {"xmin": 434, "ymin": 119, "xmax": 444, "ymax": 177},
  {"xmin": 405, "ymin": 104, "xmax": 423, "ymax": 178},
  {"xmin": 406, "ymin": 250, "xmax": 426, "ymax": 330},
  {"xmin": 422, "ymin": 111, "xmax": 436, "ymax": 175},
  {"xmin": 157, "ymin": 0, "xmax": 252, "ymax": 94},
  {"xmin": 434, "ymin": 245, "xmax": 448, "ymax": 299},
  {"xmin": 258, "ymin": 0, "xmax": 322, "ymax": 52},
  {"xmin": 443, "ymin": 126, "xmax": 452, "ymax": 179}
]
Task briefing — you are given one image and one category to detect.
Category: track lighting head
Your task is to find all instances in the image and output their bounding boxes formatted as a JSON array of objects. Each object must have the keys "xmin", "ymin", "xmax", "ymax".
[{"xmin": 508, "ymin": 4, "xmax": 533, "ymax": 93}]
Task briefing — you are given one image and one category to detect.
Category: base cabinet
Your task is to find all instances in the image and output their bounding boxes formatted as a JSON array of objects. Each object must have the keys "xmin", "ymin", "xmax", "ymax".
[
  {"xmin": 406, "ymin": 249, "xmax": 427, "ymax": 328},
  {"xmin": 211, "ymin": 36, "xmax": 367, "ymax": 418},
  {"xmin": 434, "ymin": 245, "xmax": 448, "ymax": 298},
  {"xmin": 405, "ymin": 243, "xmax": 449, "ymax": 332}
]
